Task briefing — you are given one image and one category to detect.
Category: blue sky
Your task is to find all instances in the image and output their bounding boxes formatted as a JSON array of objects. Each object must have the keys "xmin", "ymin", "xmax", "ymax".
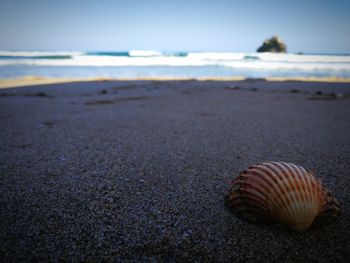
[{"xmin": 0, "ymin": 0, "xmax": 349, "ymax": 53}]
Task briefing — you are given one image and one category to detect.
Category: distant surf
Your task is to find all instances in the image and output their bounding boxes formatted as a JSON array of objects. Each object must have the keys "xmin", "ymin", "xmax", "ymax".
[{"xmin": 0, "ymin": 50, "xmax": 350, "ymax": 79}]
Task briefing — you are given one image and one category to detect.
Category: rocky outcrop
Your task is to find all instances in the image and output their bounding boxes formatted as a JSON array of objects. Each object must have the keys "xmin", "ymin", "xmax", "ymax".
[{"xmin": 257, "ymin": 36, "xmax": 287, "ymax": 53}]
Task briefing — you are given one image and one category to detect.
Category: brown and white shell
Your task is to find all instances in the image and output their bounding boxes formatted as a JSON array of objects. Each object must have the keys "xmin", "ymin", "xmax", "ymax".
[{"xmin": 225, "ymin": 162, "xmax": 341, "ymax": 231}]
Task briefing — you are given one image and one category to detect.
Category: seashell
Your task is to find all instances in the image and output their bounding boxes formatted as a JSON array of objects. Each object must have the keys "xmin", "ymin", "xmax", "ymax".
[{"xmin": 225, "ymin": 162, "xmax": 341, "ymax": 231}]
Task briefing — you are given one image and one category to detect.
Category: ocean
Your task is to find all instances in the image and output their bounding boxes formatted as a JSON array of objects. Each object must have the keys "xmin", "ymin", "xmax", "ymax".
[{"xmin": 1, "ymin": 50, "xmax": 350, "ymax": 79}]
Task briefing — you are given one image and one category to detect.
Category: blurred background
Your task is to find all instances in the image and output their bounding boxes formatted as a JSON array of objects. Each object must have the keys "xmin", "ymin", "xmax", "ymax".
[{"xmin": 0, "ymin": 0, "xmax": 349, "ymax": 80}]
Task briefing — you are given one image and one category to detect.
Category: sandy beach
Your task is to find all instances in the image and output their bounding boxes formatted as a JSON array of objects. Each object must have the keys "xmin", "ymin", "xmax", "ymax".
[
  {"xmin": 1, "ymin": 76, "xmax": 350, "ymax": 89},
  {"xmin": 1, "ymin": 79, "xmax": 350, "ymax": 261}
]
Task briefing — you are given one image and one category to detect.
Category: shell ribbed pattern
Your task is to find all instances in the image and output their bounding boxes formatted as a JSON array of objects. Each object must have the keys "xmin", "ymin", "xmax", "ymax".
[{"xmin": 226, "ymin": 162, "xmax": 341, "ymax": 231}]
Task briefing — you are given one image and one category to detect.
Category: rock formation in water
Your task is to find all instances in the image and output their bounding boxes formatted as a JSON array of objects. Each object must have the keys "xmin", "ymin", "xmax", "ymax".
[{"xmin": 257, "ymin": 36, "xmax": 287, "ymax": 53}]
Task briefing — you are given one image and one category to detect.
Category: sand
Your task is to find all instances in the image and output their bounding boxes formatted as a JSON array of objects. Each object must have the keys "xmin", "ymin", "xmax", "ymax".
[
  {"xmin": 1, "ymin": 76, "xmax": 350, "ymax": 89},
  {"xmin": 0, "ymin": 79, "xmax": 350, "ymax": 261}
]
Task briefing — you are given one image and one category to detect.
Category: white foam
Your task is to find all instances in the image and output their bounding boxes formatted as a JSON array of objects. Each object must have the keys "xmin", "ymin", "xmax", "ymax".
[
  {"xmin": 128, "ymin": 50, "xmax": 162, "ymax": 57},
  {"xmin": 187, "ymin": 52, "xmax": 245, "ymax": 61},
  {"xmin": 255, "ymin": 53, "xmax": 350, "ymax": 63},
  {"xmin": 223, "ymin": 60, "xmax": 350, "ymax": 71},
  {"xmin": 0, "ymin": 51, "xmax": 349, "ymax": 73},
  {"xmin": 0, "ymin": 55, "xmax": 209, "ymax": 67}
]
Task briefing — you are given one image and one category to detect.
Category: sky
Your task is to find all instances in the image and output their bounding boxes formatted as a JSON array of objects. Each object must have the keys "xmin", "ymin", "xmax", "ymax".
[{"xmin": 0, "ymin": 0, "xmax": 349, "ymax": 53}]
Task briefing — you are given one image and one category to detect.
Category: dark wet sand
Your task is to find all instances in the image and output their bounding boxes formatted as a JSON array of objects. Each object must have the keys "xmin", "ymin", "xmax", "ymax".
[{"xmin": 0, "ymin": 80, "xmax": 350, "ymax": 262}]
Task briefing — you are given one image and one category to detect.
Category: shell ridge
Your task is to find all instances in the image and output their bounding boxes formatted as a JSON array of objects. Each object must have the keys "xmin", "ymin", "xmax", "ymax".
[
  {"xmin": 248, "ymin": 168, "xmax": 286, "ymax": 217},
  {"xmin": 226, "ymin": 162, "xmax": 342, "ymax": 231},
  {"xmin": 269, "ymin": 162, "xmax": 298, "ymax": 208},
  {"xmin": 269, "ymin": 163, "xmax": 301, "ymax": 227},
  {"xmin": 227, "ymin": 177, "xmax": 273, "ymax": 220},
  {"xmin": 264, "ymin": 162, "xmax": 297, "ymax": 221},
  {"xmin": 258, "ymin": 164, "xmax": 294, "ymax": 220},
  {"xmin": 242, "ymin": 170, "xmax": 281, "ymax": 218},
  {"xmin": 235, "ymin": 180, "xmax": 270, "ymax": 204},
  {"xmin": 229, "ymin": 171, "xmax": 281, "ymax": 220},
  {"xmin": 226, "ymin": 190, "xmax": 271, "ymax": 222},
  {"xmin": 289, "ymin": 164, "xmax": 312, "ymax": 201},
  {"xmin": 286, "ymin": 163, "xmax": 313, "ymax": 227},
  {"xmin": 230, "ymin": 197, "xmax": 270, "ymax": 215},
  {"xmin": 296, "ymin": 165, "xmax": 321, "ymax": 228},
  {"xmin": 281, "ymin": 162, "xmax": 310, "ymax": 226},
  {"xmin": 271, "ymin": 162, "xmax": 303, "ymax": 224}
]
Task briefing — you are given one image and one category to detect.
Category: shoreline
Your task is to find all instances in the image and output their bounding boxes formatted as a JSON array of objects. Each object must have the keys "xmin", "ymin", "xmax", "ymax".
[{"xmin": 1, "ymin": 75, "xmax": 350, "ymax": 89}]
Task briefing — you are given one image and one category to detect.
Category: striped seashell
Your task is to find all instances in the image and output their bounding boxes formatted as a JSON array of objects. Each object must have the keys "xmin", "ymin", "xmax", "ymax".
[{"xmin": 225, "ymin": 162, "xmax": 341, "ymax": 231}]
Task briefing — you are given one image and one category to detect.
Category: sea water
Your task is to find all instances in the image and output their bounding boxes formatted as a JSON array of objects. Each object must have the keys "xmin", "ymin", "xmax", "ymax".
[{"xmin": 0, "ymin": 51, "xmax": 350, "ymax": 79}]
